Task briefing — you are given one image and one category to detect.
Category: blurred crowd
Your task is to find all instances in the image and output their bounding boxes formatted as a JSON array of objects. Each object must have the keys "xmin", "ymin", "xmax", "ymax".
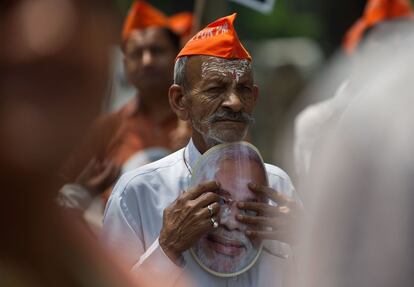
[{"xmin": 1, "ymin": 0, "xmax": 414, "ymax": 286}]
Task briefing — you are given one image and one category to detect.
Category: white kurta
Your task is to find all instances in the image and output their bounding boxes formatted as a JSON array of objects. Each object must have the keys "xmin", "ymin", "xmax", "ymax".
[{"xmin": 102, "ymin": 139, "xmax": 297, "ymax": 287}]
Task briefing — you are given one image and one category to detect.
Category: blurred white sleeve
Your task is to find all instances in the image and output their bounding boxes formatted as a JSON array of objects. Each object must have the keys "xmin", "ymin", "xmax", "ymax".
[{"xmin": 102, "ymin": 179, "xmax": 185, "ymax": 286}]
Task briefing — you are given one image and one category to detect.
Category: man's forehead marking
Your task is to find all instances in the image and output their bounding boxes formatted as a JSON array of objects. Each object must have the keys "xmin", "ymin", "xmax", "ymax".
[{"xmin": 201, "ymin": 58, "xmax": 251, "ymax": 82}]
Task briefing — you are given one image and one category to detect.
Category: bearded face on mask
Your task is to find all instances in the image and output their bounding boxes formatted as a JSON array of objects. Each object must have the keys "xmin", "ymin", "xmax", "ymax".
[{"xmin": 190, "ymin": 142, "xmax": 267, "ymax": 275}]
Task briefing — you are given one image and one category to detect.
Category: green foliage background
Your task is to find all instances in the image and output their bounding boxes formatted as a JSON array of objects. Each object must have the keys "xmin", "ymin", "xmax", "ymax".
[{"xmin": 113, "ymin": 0, "xmax": 414, "ymax": 54}]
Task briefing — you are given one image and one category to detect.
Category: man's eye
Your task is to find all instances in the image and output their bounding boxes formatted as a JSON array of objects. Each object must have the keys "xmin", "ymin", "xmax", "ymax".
[
  {"xmin": 237, "ymin": 84, "xmax": 252, "ymax": 92},
  {"xmin": 206, "ymin": 86, "xmax": 224, "ymax": 93},
  {"xmin": 128, "ymin": 50, "xmax": 142, "ymax": 59}
]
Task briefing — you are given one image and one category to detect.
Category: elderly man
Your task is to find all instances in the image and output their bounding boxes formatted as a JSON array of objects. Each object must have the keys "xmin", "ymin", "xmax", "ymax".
[{"xmin": 103, "ymin": 14, "xmax": 301, "ymax": 286}]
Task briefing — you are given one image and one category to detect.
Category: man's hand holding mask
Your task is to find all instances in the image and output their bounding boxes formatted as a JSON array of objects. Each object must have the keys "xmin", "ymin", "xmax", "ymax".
[
  {"xmin": 237, "ymin": 183, "xmax": 303, "ymax": 245},
  {"xmin": 159, "ymin": 181, "xmax": 221, "ymax": 264}
]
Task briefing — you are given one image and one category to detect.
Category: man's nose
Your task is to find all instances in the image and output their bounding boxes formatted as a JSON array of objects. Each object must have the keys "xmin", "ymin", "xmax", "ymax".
[
  {"xmin": 221, "ymin": 92, "xmax": 243, "ymax": 112},
  {"xmin": 220, "ymin": 205, "xmax": 243, "ymax": 231},
  {"xmin": 141, "ymin": 50, "xmax": 153, "ymax": 66}
]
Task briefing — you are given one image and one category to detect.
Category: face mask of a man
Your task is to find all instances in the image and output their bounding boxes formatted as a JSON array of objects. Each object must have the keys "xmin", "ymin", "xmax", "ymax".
[{"xmin": 190, "ymin": 142, "xmax": 268, "ymax": 276}]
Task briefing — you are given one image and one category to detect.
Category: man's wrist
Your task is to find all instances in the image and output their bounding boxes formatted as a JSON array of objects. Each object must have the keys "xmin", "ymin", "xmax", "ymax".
[{"xmin": 159, "ymin": 238, "xmax": 183, "ymax": 266}]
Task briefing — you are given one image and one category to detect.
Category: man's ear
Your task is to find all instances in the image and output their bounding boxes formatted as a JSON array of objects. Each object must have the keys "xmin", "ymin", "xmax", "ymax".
[{"xmin": 169, "ymin": 84, "xmax": 189, "ymax": 121}]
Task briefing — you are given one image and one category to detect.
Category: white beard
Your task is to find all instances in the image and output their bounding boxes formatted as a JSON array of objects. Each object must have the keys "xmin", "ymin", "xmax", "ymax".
[
  {"xmin": 193, "ymin": 230, "xmax": 258, "ymax": 274},
  {"xmin": 191, "ymin": 118, "xmax": 248, "ymax": 149}
]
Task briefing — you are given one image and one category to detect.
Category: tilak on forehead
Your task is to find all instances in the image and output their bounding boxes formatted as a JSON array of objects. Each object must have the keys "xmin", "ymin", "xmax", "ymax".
[
  {"xmin": 201, "ymin": 59, "xmax": 251, "ymax": 82},
  {"xmin": 176, "ymin": 13, "xmax": 252, "ymax": 61}
]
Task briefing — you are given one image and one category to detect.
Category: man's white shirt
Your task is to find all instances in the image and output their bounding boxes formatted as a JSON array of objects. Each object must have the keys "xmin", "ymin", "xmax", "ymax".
[{"xmin": 102, "ymin": 139, "xmax": 297, "ymax": 287}]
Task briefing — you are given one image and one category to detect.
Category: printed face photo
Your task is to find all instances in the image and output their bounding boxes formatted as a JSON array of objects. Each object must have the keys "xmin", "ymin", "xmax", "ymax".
[{"xmin": 191, "ymin": 143, "xmax": 267, "ymax": 275}]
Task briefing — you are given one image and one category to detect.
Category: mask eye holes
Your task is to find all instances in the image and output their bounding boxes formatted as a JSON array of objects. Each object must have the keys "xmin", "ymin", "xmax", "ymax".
[
  {"xmin": 218, "ymin": 197, "xmax": 227, "ymax": 206},
  {"xmin": 240, "ymin": 209, "xmax": 257, "ymax": 216},
  {"xmin": 218, "ymin": 196, "xmax": 234, "ymax": 206}
]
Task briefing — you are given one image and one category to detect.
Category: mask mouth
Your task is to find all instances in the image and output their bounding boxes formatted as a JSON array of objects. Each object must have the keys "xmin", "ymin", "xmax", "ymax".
[
  {"xmin": 206, "ymin": 234, "xmax": 246, "ymax": 256},
  {"xmin": 207, "ymin": 233, "xmax": 245, "ymax": 248}
]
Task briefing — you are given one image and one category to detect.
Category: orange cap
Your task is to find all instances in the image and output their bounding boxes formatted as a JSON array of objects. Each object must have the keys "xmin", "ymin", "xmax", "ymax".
[
  {"xmin": 176, "ymin": 13, "xmax": 252, "ymax": 61},
  {"xmin": 343, "ymin": 0, "xmax": 414, "ymax": 53},
  {"xmin": 122, "ymin": 0, "xmax": 193, "ymax": 41},
  {"xmin": 168, "ymin": 12, "xmax": 194, "ymax": 39}
]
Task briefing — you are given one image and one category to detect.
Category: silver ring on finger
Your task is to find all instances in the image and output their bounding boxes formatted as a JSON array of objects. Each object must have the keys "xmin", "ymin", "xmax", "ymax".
[
  {"xmin": 207, "ymin": 204, "xmax": 214, "ymax": 216},
  {"xmin": 210, "ymin": 217, "xmax": 219, "ymax": 229}
]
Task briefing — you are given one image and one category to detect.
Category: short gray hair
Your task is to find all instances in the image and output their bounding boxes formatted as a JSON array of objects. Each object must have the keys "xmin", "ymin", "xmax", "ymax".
[{"xmin": 174, "ymin": 56, "xmax": 189, "ymax": 91}]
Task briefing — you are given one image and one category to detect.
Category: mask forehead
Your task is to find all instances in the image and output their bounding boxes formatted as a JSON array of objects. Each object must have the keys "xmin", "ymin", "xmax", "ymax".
[
  {"xmin": 216, "ymin": 158, "xmax": 265, "ymax": 200},
  {"xmin": 201, "ymin": 57, "xmax": 252, "ymax": 83},
  {"xmin": 191, "ymin": 142, "xmax": 267, "ymax": 199}
]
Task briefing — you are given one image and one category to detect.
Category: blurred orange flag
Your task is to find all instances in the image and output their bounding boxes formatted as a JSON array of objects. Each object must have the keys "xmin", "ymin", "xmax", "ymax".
[
  {"xmin": 176, "ymin": 13, "xmax": 252, "ymax": 61},
  {"xmin": 122, "ymin": 0, "xmax": 193, "ymax": 41},
  {"xmin": 343, "ymin": 0, "xmax": 414, "ymax": 53}
]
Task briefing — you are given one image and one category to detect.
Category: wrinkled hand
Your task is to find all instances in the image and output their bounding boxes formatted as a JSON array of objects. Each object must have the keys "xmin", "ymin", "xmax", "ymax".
[
  {"xmin": 236, "ymin": 183, "xmax": 303, "ymax": 244},
  {"xmin": 159, "ymin": 181, "xmax": 221, "ymax": 263},
  {"xmin": 75, "ymin": 158, "xmax": 120, "ymax": 196}
]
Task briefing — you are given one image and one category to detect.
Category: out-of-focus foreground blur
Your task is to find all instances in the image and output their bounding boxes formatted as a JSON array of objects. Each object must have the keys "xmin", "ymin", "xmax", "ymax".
[
  {"xmin": 291, "ymin": 23, "xmax": 414, "ymax": 287},
  {"xmin": 0, "ymin": 1, "xmax": 140, "ymax": 286}
]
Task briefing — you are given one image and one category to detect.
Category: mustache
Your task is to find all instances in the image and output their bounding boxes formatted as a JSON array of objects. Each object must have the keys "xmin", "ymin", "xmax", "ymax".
[{"xmin": 207, "ymin": 109, "xmax": 255, "ymax": 125}]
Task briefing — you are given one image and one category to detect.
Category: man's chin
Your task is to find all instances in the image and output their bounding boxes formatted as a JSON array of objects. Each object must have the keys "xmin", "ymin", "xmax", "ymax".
[{"xmin": 206, "ymin": 128, "xmax": 248, "ymax": 145}]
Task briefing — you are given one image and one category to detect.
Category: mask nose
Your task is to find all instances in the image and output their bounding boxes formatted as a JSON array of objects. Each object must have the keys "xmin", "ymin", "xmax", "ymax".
[{"xmin": 219, "ymin": 203, "xmax": 245, "ymax": 232}]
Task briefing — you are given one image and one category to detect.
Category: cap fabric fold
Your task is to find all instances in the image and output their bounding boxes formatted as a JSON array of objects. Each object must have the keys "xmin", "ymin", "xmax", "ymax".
[
  {"xmin": 176, "ymin": 13, "xmax": 251, "ymax": 61},
  {"xmin": 122, "ymin": 0, "xmax": 193, "ymax": 41}
]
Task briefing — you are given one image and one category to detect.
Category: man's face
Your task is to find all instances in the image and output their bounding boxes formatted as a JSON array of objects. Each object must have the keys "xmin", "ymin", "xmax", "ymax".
[
  {"xmin": 184, "ymin": 56, "xmax": 258, "ymax": 148},
  {"xmin": 193, "ymin": 158, "xmax": 266, "ymax": 274},
  {"xmin": 123, "ymin": 27, "xmax": 177, "ymax": 92}
]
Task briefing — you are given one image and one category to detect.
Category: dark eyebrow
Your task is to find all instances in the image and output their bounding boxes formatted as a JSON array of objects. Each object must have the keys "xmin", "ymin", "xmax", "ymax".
[{"xmin": 237, "ymin": 77, "xmax": 253, "ymax": 85}]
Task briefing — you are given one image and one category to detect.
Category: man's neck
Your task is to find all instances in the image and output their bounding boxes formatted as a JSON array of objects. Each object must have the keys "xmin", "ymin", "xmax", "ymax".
[
  {"xmin": 138, "ymin": 89, "xmax": 174, "ymax": 125},
  {"xmin": 191, "ymin": 132, "xmax": 222, "ymax": 154},
  {"xmin": 192, "ymin": 136, "xmax": 208, "ymax": 154}
]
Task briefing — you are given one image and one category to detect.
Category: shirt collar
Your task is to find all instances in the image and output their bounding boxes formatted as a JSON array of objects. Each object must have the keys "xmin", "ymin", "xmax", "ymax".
[{"xmin": 184, "ymin": 138, "xmax": 201, "ymax": 173}]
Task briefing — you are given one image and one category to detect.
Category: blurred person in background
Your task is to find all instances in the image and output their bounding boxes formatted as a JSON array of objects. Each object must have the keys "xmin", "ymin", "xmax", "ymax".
[
  {"xmin": 294, "ymin": 0, "xmax": 414, "ymax": 178},
  {"xmin": 58, "ymin": 0, "xmax": 193, "ymax": 227},
  {"xmin": 294, "ymin": 37, "xmax": 414, "ymax": 287},
  {"xmin": 0, "ymin": 0, "xmax": 143, "ymax": 286},
  {"xmin": 102, "ymin": 14, "xmax": 303, "ymax": 287}
]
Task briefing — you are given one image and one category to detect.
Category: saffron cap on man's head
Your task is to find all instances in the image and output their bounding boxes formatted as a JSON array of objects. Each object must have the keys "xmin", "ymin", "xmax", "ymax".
[
  {"xmin": 122, "ymin": 0, "xmax": 193, "ymax": 41},
  {"xmin": 176, "ymin": 13, "xmax": 252, "ymax": 61},
  {"xmin": 343, "ymin": 0, "xmax": 414, "ymax": 53}
]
